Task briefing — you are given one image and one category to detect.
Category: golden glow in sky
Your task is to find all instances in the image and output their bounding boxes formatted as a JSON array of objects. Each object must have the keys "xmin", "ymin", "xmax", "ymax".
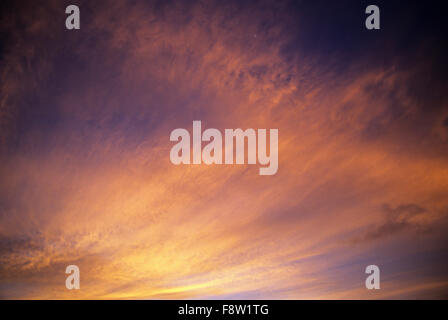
[{"xmin": 0, "ymin": 0, "xmax": 447, "ymax": 299}]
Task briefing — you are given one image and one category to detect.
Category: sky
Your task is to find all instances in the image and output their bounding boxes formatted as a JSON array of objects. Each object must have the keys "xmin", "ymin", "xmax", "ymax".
[{"xmin": 0, "ymin": 0, "xmax": 447, "ymax": 299}]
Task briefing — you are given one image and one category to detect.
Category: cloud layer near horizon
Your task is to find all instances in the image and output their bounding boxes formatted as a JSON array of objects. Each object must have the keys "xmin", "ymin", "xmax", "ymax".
[{"xmin": 0, "ymin": 0, "xmax": 447, "ymax": 299}]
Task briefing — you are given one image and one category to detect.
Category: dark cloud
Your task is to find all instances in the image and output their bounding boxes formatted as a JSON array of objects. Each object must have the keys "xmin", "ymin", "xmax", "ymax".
[
  {"xmin": 0, "ymin": 234, "xmax": 44, "ymax": 256},
  {"xmin": 351, "ymin": 204, "xmax": 432, "ymax": 244},
  {"xmin": 0, "ymin": 233, "xmax": 45, "ymax": 281}
]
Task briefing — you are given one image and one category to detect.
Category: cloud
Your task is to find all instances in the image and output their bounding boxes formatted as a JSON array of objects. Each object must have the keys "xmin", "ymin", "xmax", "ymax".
[
  {"xmin": 0, "ymin": 0, "xmax": 447, "ymax": 299},
  {"xmin": 349, "ymin": 204, "xmax": 433, "ymax": 244}
]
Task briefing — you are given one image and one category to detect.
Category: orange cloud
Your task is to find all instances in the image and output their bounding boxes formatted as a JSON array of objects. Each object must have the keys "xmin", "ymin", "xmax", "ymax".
[{"xmin": 0, "ymin": 0, "xmax": 447, "ymax": 299}]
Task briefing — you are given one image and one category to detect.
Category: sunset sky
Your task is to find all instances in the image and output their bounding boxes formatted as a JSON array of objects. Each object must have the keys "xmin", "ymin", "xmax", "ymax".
[{"xmin": 0, "ymin": 0, "xmax": 447, "ymax": 299}]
